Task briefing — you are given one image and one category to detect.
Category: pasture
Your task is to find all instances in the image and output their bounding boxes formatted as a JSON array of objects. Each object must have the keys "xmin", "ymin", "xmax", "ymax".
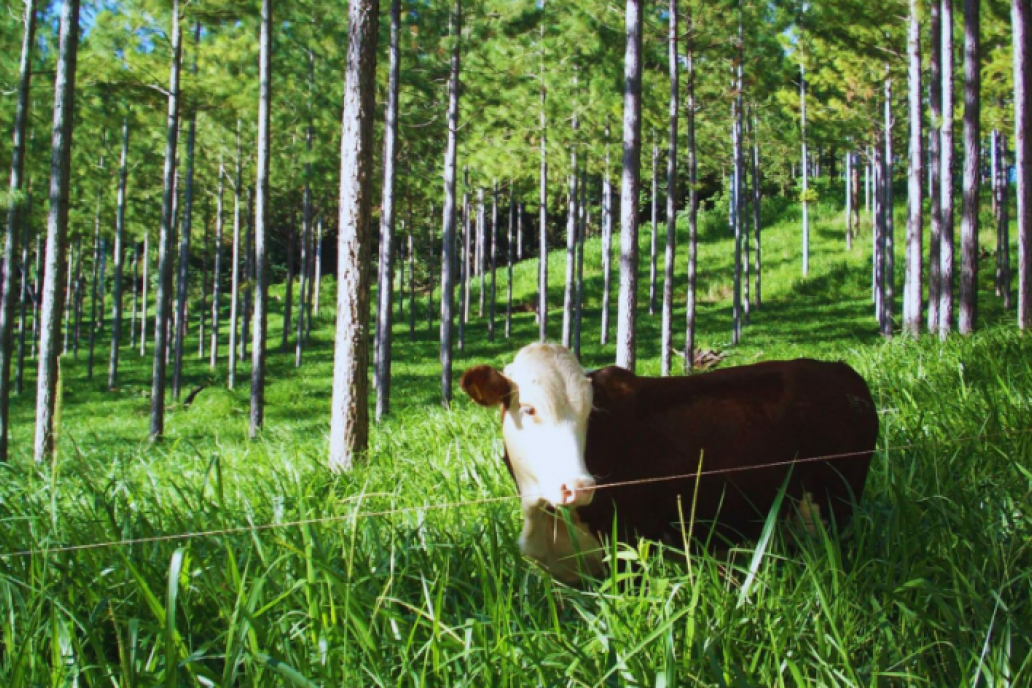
[{"xmin": 2, "ymin": 196, "xmax": 1031, "ymax": 686}]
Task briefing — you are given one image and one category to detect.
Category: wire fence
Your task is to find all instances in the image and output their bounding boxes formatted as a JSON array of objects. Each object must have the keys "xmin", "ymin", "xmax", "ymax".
[{"xmin": 2, "ymin": 426, "xmax": 1029, "ymax": 560}]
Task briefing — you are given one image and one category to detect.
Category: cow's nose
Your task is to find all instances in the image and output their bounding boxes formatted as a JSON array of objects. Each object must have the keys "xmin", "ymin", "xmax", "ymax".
[{"xmin": 559, "ymin": 477, "xmax": 596, "ymax": 506}]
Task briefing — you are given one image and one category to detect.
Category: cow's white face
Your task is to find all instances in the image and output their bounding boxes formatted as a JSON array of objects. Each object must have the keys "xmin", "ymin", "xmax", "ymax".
[{"xmin": 461, "ymin": 343, "xmax": 596, "ymax": 510}]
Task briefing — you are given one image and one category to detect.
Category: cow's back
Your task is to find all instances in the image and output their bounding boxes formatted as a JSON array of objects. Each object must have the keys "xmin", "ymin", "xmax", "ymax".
[{"xmin": 579, "ymin": 359, "xmax": 878, "ymax": 545}]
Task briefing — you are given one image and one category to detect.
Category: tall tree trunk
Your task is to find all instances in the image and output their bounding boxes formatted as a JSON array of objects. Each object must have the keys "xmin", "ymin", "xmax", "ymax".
[
  {"xmin": 1, "ymin": 0, "xmax": 37, "ymax": 460},
  {"xmin": 329, "ymin": 0, "xmax": 379, "ymax": 471},
  {"xmin": 649, "ymin": 140, "xmax": 658, "ymax": 316},
  {"xmin": 34, "ymin": 0, "xmax": 80, "ymax": 462},
  {"xmin": 959, "ymin": 0, "xmax": 980, "ymax": 335},
  {"xmin": 198, "ymin": 196, "xmax": 208, "ymax": 358},
  {"xmin": 210, "ymin": 163, "xmax": 224, "ymax": 369},
  {"xmin": 752, "ymin": 113, "xmax": 762, "ymax": 308},
  {"xmin": 574, "ymin": 164, "xmax": 587, "ymax": 358},
  {"xmin": 940, "ymin": 0, "xmax": 955, "ymax": 338},
  {"xmin": 489, "ymin": 179, "xmax": 498, "ymax": 342},
  {"xmin": 228, "ymin": 124, "xmax": 241, "ymax": 386},
  {"xmin": 601, "ymin": 120, "xmax": 612, "ymax": 345},
  {"xmin": 172, "ymin": 22, "xmax": 200, "ymax": 401},
  {"xmin": 251, "ymin": 0, "xmax": 272, "ymax": 438},
  {"xmin": 929, "ymin": 0, "xmax": 943, "ymax": 332},
  {"xmin": 459, "ymin": 167, "xmax": 469, "ymax": 348},
  {"xmin": 297, "ymin": 177, "xmax": 312, "ymax": 366},
  {"xmin": 993, "ymin": 130, "xmax": 1003, "ymax": 297},
  {"xmin": 282, "ymin": 222, "xmax": 294, "ymax": 354},
  {"xmin": 538, "ymin": 0, "xmax": 548, "ymax": 342},
  {"xmin": 15, "ymin": 186, "xmax": 32, "ymax": 396},
  {"xmin": 477, "ymin": 189, "xmax": 485, "ymax": 318},
  {"xmin": 149, "ymin": 0, "xmax": 182, "ymax": 441},
  {"xmin": 241, "ymin": 188, "xmax": 254, "ymax": 362},
  {"xmin": 563, "ymin": 150, "xmax": 577, "ymax": 348},
  {"xmin": 616, "ymin": 0, "xmax": 644, "ymax": 372},
  {"xmin": 32, "ymin": 234, "xmax": 41, "ymax": 360},
  {"xmin": 845, "ymin": 149, "xmax": 853, "ymax": 247},
  {"xmin": 904, "ymin": 0, "xmax": 924, "ymax": 337},
  {"xmin": 884, "ymin": 77, "xmax": 895, "ymax": 338},
  {"xmin": 409, "ymin": 218, "xmax": 416, "ymax": 339},
  {"xmin": 130, "ymin": 241, "xmax": 138, "ymax": 350},
  {"xmin": 874, "ymin": 140, "xmax": 886, "ymax": 329},
  {"xmin": 684, "ymin": 17, "xmax": 698, "ymax": 372},
  {"xmin": 139, "ymin": 233, "xmax": 148, "ymax": 356},
  {"xmin": 801, "ymin": 62, "xmax": 809, "ymax": 277},
  {"xmin": 1017, "ymin": 0, "xmax": 1032, "ymax": 328},
  {"xmin": 88, "ymin": 173, "xmax": 102, "ymax": 380},
  {"xmin": 999, "ymin": 134, "xmax": 1012, "ymax": 308},
  {"xmin": 426, "ymin": 216, "xmax": 435, "ymax": 333},
  {"xmin": 108, "ymin": 115, "xmax": 129, "ymax": 388},
  {"xmin": 733, "ymin": 15, "xmax": 745, "ymax": 344},
  {"xmin": 73, "ymin": 237, "xmax": 83, "ymax": 357},
  {"xmin": 506, "ymin": 196, "xmax": 514, "ymax": 338},
  {"xmin": 438, "ymin": 0, "xmax": 460, "ymax": 407}
]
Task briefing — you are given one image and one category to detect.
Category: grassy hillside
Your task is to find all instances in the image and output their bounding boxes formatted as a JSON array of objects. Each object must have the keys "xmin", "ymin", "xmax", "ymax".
[{"xmin": 1, "ymin": 194, "xmax": 1030, "ymax": 685}]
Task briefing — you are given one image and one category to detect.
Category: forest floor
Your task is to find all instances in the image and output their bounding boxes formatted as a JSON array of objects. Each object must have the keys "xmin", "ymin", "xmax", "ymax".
[{"xmin": 2, "ymin": 193, "xmax": 1030, "ymax": 685}]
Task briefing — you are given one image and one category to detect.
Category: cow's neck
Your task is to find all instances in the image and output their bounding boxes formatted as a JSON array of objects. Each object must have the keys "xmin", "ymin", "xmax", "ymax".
[{"xmin": 518, "ymin": 503, "xmax": 605, "ymax": 584}]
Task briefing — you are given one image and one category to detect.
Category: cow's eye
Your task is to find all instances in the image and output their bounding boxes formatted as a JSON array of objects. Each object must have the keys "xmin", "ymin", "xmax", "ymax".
[{"xmin": 521, "ymin": 405, "xmax": 537, "ymax": 418}]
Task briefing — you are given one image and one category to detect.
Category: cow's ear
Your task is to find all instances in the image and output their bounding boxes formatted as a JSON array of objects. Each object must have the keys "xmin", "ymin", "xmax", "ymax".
[
  {"xmin": 589, "ymin": 366, "xmax": 638, "ymax": 403},
  {"xmin": 460, "ymin": 365, "xmax": 512, "ymax": 407}
]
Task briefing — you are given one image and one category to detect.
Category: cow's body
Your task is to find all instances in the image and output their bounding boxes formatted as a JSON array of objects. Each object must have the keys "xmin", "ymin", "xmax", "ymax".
[{"xmin": 461, "ymin": 344, "xmax": 879, "ymax": 583}]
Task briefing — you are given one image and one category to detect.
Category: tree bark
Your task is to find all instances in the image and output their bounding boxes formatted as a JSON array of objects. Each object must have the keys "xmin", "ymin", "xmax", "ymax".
[
  {"xmin": 329, "ymin": 0, "xmax": 379, "ymax": 471},
  {"xmin": 250, "ymin": 0, "xmax": 272, "ymax": 438},
  {"xmin": 684, "ymin": 17, "xmax": 698, "ymax": 373},
  {"xmin": 228, "ymin": 123, "xmax": 241, "ymax": 386},
  {"xmin": 733, "ymin": 15, "xmax": 745, "ymax": 345},
  {"xmin": 753, "ymin": 114, "xmax": 762, "ymax": 309},
  {"xmin": 928, "ymin": 0, "xmax": 943, "ymax": 332},
  {"xmin": 438, "ymin": 0, "xmax": 460, "ymax": 407},
  {"xmin": 139, "ymin": 233, "xmax": 148, "ymax": 356},
  {"xmin": 616, "ymin": 0, "xmax": 644, "ymax": 372},
  {"xmin": 172, "ymin": 22, "xmax": 200, "ymax": 401},
  {"xmin": 15, "ymin": 187, "xmax": 33, "ymax": 396},
  {"xmin": 649, "ymin": 140, "xmax": 658, "ymax": 316},
  {"xmin": 574, "ymin": 161, "xmax": 587, "ymax": 358},
  {"xmin": 489, "ymin": 179, "xmax": 498, "ymax": 342},
  {"xmin": 563, "ymin": 151, "xmax": 577, "ymax": 348},
  {"xmin": 538, "ymin": 0, "xmax": 548, "ymax": 342},
  {"xmin": 459, "ymin": 167, "xmax": 469, "ymax": 348},
  {"xmin": 88, "ymin": 172, "xmax": 102, "ymax": 380},
  {"xmin": 884, "ymin": 77, "xmax": 895, "ymax": 338},
  {"xmin": 601, "ymin": 120, "xmax": 612, "ymax": 345},
  {"xmin": 801, "ymin": 62, "xmax": 809, "ymax": 278},
  {"xmin": 507, "ymin": 197, "xmax": 515, "ymax": 338},
  {"xmin": 1017, "ymin": 0, "xmax": 1032, "ymax": 328},
  {"xmin": 959, "ymin": 0, "xmax": 980, "ymax": 335},
  {"xmin": 109, "ymin": 115, "xmax": 130, "ymax": 388},
  {"xmin": 34, "ymin": 0, "xmax": 80, "ymax": 462},
  {"xmin": 1, "ymin": 0, "xmax": 37, "ymax": 460},
  {"xmin": 940, "ymin": 0, "xmax": 955, "ymax": 338},
  {"xmin": 904, "ymin": 3, "xmax": 923, "ymax": 338},
  {"xmin": 282, "ymin": 222, "xmax": 294, "ymax": 354},
  {"xmin": 210, "ymin": 163, "xmax": 224, "ymax": 369}
]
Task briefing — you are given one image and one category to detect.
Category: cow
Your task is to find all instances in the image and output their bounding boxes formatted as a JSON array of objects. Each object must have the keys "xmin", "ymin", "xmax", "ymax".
[{"xmin": 460, "ymin": 342, "xmax": 879, "ymax": 584}]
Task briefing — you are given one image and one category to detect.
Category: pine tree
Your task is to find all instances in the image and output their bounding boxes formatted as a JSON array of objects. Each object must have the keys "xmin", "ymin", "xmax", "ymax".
[
  {"xmin": 251, "ymin": 0, "xmax": 272, "ymax": 438},
  {"xmin": 903, "ymin": 0, "xmax": 923, "ymax": 337},
  {"xmin": 0, "ymin": 0, "xmax": 37, "ymax": 461},
  {"xmin": 958, "ymin": 0, "xmax": 980, "ymax": 335},
  {"xmin": 108, "ymin": 114, "xmax": 130, "ymax": 388},
  {"xmin": 328, "ymin": 0, "xmax": 380, "ymax": 471},
  {"xmin": 940, "ymin": 0, "xmax": 956, "ymax": 338},
  {"xmin": 1017, "ymin": 0, "xmax": 1032, "ymax": 329},
  {"xmin": 439, "ymin": 0, "xmax": 461, "ymax": 407}
]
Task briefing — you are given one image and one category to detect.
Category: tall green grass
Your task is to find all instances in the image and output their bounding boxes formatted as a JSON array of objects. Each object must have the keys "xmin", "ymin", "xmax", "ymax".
[{"xmin": 1, "ymin": 192, "xmax": 1030, "ymax": 685}]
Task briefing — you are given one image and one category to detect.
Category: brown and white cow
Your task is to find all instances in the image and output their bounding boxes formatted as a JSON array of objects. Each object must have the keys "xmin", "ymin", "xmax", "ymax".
[{"xmin": 461, "ymin": 342, "xmax": 879, "ymax": 584}]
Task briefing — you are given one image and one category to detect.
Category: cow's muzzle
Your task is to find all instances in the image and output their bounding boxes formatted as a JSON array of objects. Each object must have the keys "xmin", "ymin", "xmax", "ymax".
[{"xmin": 558, "ymin": 476, "xmax": 596, "ymax": 507}]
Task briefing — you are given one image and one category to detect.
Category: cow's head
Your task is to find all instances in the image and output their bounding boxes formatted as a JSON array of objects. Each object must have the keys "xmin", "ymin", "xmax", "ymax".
[{"xmin": 461, "ymin": 343, "xmax": 596, "ymax": 510}]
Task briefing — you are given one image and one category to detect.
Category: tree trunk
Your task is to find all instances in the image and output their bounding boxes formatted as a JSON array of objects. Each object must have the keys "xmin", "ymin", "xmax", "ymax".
[
  {"xmin": 34, "ymin": 0, "xmax": 80, "ymax": 462},
  {"xmin": 753, "ymin": 114, "xmax": 762, "ymax": 308},
  {"xmin": 959, "ymin": 0, "xmax": 980, "ymax": 335},
  {"xmin": 209, "ymin": 163, "xmax": 223, "ymax": 369},
  {"xmin": 251, "ymin": 0, "xmax": 271, "ymax": 438},
  {"xmin": 172, "ymin": 22, "xmax": 200, "ymax": 402},
  {"xmin": 733, "ymin": 16, "xmax": 745, "ymax": 344},
  {"xmin": 940, "ymin": 0, "xmax": 955, "ymax": 338},
  {"xmin": 438, "ymin": 0, "xmax": 459, "ymax": 407},
  {"xmin": 999, "ymin": 134, "xmax": 1012, "ymax": 309},
  {"xmin": 477, "ymin": 189, "xmax": 485, "ymax": 318},
  {"xmin": 108, "ymin": 115, "xmax": 129, "ymax": 388},
  {"xmin": 574, "ymin": 160, "xmax": 587, "ymax": 358},
  {"xmin": 31, "ymin": 234, "xmax": 41, "ymax": 360},
  {"xmin": 409, "ymin": 217, "xmax": 416, "ymax": 339},
  {"xmin": 928, "ymin": 0, "xmax": 943, "ymax": 332},
  {"xmin": 601, "ymin": 120, "xmax": 612, "ymax": 345},
  {"xmin": 1017, "ymin": 0, "xmax": 1032, "ymax": 328},
  {"xmin": 15, "ymin": 186, "xmax": 33, "ymax": 396},
  {"xmin": 1, "ymin": 0, "xmax": 37, "ymax": 460},
  {"xmin": 845, "ymin": 150, "xmax": 853, "ymax": 247},
  {"xmin": 904, "ymin": 0, "xmax": 924, "ymax": 337},
  {"xmin": 801, "ymin": 63, "xmax": 809, "ymax": 278},
  {"xmin": 506, "ymin": 197, "xmax": 515, "ymax": 338},
  {"xmin": 563, "ymin": 151, "xmax": 577, "ymax": 348},
  {"xmin": 139, "ymin": 233, "xmax": 148, "ymax": 356},
  {"xmin": 684, "ymin": 16, "xmax": 698, "ymax": 373},
  {"xmin": 649, "ymin": 140, "xmax": 658, "ymax": 316},
  {"xmin": 616, "ymin": 0, "xmax": 644, "ymax": 372},
  {"xmin": 328, "ymin": 0, "xmax": 379, "ymax": 471},
  {"xmin": 228, "ymin": 125, "xmax": 242, "ymax": 385},
  {"xmin": 198, "ymin": 196, "xmax": 208, "ymax": 359},
  {"xmin": 149, "ymin": 1, "xmax": 182, "ymax": 441},
  {"xmin": 282, "ymin": 222, "xmax": 294, "ymax": 354},
  {"xmin": 884, "ymin": 77, "xmax": 895, "ymax": 338},
  {"xmin": 88, "ymin": 175, "xmax": 102, "ymax": 380},
  {"xmin": 459, "ymin": 167, "xmax": 469, "ymax": 348},
  {"xmin": 538, "ymin": 0, "xmax": 548, "ymax": 342},
  {"xmin": 874, "ymin": 140, "xmax": 886, "ymax": 329},
  {"xmin": 489, "ymin": 179, "xmax": 498, "ymax": 342}
]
